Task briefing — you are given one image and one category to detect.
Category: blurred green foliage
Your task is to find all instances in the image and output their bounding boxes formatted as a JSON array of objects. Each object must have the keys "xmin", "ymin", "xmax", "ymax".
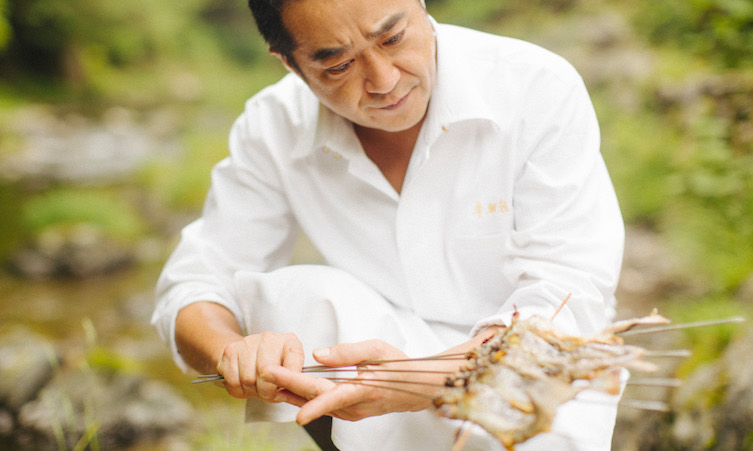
[
  {"xmin": 0, "ymin": 0, "xmax": 10, "ymax": 51},
  {"xmin": 1, "ymin": 0, "xmax": 273, "ymax": 103},
  {"xmin": 138, "ymin": 128, "xmax": 230, "ymax": 211},
  {"xmin": 635, "ymin": 0, "xmax": 753, "ymax": 68},
  {"xmin": 21, "ymin": 188, "xmax": 147, "ymax": 242},
  {"xmin": 666, "ymin": 295, "xmax": 749, "ymax": 377},
  {"xmin": 0, "ymin": 0, "xmax": 751, "ymax": 296}
]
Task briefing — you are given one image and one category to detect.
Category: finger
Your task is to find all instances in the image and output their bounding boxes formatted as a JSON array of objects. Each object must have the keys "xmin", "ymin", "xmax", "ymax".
[
  {"xmin": 216, "ymin": 352, "xmax": 239, "ymax": 388},
  {"xmin": 218, "ymin": 343, "xmax": 258, "ymax": 399},
  {"xmin": 235, "ymin": 340, "xmax": 261, "ymax": 398},
  {"xmin": 274, "ymin": 388, "xmax": 308, "ymax": 407},
  {"xmin": 297, "ymin": 382, "xmax": 364, "ymax": 425},
  {"xmin": 313, "ymin": 339, "xmax": 390, "ymax": 367},
  {"xmin": 280, "ymin": 333, "xmax": 305, "ymax": 373},
  {"xmin": 264, "ymin": 365, "xmax": 335, "ymax": 402},
  {"xmin": 255, "ymin": 332, "xmax": 287, "ymax": 401}
]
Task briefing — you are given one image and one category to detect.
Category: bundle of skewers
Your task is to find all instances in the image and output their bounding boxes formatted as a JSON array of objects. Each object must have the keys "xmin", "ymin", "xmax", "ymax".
[{"xmin": 193, "ymin": 304, "xmax": 744, "ymax": 450}]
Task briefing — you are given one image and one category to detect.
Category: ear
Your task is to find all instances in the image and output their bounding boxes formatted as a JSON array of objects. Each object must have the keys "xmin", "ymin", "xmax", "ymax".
[{"xmin": 270, "ymin": 50, "xmax": 297, "ymax": 74}]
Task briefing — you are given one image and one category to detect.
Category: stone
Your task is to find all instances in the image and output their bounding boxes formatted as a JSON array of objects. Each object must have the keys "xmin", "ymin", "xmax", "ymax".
[
  {"xmin": 0, "ymin": 329, "xmax": 56, "ymax": 412},
  {"xmin": 18, "ymin": 368, "xmax": 193, "ymax": 450}
]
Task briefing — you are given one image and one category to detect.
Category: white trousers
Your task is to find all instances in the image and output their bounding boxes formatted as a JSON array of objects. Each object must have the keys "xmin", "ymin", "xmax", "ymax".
[{"xmin": 234, "ymin": 265, "xmax": 621, "ymax": 451}]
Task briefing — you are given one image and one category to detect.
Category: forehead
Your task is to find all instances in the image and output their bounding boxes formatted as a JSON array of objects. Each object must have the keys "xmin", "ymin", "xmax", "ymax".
[{"xmin": 283, "ymin": 0, "xmax": 422, "ymax": 60}]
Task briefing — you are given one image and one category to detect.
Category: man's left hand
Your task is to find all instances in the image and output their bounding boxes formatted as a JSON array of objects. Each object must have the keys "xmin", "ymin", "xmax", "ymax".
[{"xmin": 262, "ymin": 339, "xmax": 437, "ymax": 425}]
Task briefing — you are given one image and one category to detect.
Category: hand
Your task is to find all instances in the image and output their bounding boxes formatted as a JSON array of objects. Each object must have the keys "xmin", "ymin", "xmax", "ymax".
[
  {"xmin": 217, "ymin": 331, "xmax": 305, "ymax": 402},
  {"xmin": 264, "ymin": 339, "xmax": 438, "ymax": 425}
]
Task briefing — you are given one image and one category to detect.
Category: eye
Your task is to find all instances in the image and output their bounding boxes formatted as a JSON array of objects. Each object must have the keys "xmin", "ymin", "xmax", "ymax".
[
  {"xmin": 383, "ymin": 29, "xmax": 405, "ymax": 47},
  {"xmin": 327, "ymin": 59, "xmax": 354, "ymax": 75}
]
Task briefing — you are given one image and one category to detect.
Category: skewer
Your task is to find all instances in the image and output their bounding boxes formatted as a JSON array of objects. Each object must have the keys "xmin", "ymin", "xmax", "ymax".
[
  {"xmin": 619, "ymin": 316, "xmax": 745, "ymax": 337},
  {"xmin": 333, "ymin": 380, "xmax": 436, "ymax": 400},
  {"xmin": 626, "ymin": 377, "xmax": 682, "ymax": 388},
  {"xmin": 643, "ymin": 350, "xmax": 692, "ymax": 358},
  {"xmin": 451, "ymin": 422, "xmax": 474, "ymax": 451},
  {"xmin": 619, "ymin": 399, "xmax": 670, "ymax": 412},
  {"xmin": 191, "ymin": 346, "xmax": 695, "ymax": 384},
  {"xmin": 339, "ymin": 353, "xmax": 469, "ymax": 366},
  {"xmin": 192, "ymin": 375, "xmax": 224, "ymax": 384},
  {"xmin": 308, "ymin": 368, "xmax": 454, "ymax": 375},
  {"xmin": 280, "ymin": 373, "xmax": 685, "ymax": 397},
  {"xmin": 551, "ymin": 293, "xmax": 572, "ymax": 321},
  {"xmin": 325, "ymin": 377, "xmax": 446, "ymax": 388},
  {"xmin": 192, "ymin": 353, "xmax": 470, "ymax": 383}
]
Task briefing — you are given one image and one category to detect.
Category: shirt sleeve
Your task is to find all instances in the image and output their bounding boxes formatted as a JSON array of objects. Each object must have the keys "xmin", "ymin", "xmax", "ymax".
[
  {"xmin": 472, "ymin": 69, "xmax": 624, "ymax": 338},
  {"xmin": 151, "ymin": 107, "xmax": 299, "ymax": 372}
]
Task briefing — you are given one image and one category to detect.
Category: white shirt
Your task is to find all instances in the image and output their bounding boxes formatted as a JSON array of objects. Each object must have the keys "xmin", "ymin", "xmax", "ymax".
[{"xmin": 152, "ymin": 22, "xmax": 624, "ymax": 375}]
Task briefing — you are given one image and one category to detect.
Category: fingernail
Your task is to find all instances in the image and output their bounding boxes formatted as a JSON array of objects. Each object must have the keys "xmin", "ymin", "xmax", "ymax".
[{"xmin": 313, "ymin": 347, "xmax": 330, "ymax": 358}]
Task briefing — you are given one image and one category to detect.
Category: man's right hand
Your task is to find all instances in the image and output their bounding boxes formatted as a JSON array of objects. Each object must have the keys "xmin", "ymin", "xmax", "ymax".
[
  {"xmin": 217, "ymin": 331, "xmax": 305, "ymax": 401},
  {"xmin": 175, "ymin": 302, "xmax": 305, "ymax": 402}
]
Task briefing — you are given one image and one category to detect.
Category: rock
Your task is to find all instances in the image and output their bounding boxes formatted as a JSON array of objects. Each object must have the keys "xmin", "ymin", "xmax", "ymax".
[
  {"xmin": 670, "ymin": 363, "xmax": 724, "ymax": 449},
  {"xmin": 0, "ymin": 329, "xmax": 56, "ymax": 412},
  {"xmin": 17, "ymin": 368, "xmax": 193, "ymax": 450},
  {"xmin": 8, "ymin": 225, "xmax": 135, "ymax": 279},
  {"xmin": 0, "ymin": 106, "xmax": 181, "ymax": 187},
  {"xmin": 716, "ymin": 329, "xmax": 753, "ymax": 450},
  {"xmin": 735, "ymin": 272, "xmax": 753, "ymax": 302},
  {"xmin": 614, "ymin": 326, "xmax": 753, "ymax": 450},
  {"xmin": 0, "ymin": 409, "xmax": 13, "ymax": 435}
]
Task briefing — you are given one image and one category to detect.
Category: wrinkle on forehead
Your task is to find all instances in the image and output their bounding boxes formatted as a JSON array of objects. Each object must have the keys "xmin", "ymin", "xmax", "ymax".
[
  {"xmin": 284, "ymin": 0, "xmax": 419, "ymax": 63},
  {"xmin": 310, "ymin": 11, "xmax": 406, "ymax": 62}
]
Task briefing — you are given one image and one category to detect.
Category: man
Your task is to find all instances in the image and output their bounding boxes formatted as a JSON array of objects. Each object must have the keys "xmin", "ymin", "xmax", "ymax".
[{"xmin": 152, "ymin": 0, "xmax": 625, "ymax": 449}]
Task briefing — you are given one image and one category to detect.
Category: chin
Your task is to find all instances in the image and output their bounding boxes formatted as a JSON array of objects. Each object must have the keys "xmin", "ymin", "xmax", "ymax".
[{"xmin": 366, "ymin": 113, "xmax": 425, "ymax": 133}]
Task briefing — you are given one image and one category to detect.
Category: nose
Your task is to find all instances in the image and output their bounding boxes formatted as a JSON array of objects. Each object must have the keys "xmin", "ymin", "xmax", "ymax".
[{"xmin": 362, "ymin": 51, "xmax": 399, "ymax": 95}]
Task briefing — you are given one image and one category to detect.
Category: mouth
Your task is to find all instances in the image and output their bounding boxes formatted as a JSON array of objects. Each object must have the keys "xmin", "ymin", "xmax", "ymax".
[{"xmin": 374, "ymin": 90, "xmax": 411, "ymax": 111}]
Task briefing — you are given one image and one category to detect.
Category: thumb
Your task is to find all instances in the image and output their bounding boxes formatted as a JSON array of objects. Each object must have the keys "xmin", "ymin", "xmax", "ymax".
[{"xmin": 313, "ymin": 339, "xmax": 389, "ymax": 367}]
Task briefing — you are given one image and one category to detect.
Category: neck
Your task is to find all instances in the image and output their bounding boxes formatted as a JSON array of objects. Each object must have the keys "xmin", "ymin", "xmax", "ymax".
[
  {"xmin": 354, "ymin": 119, "xmax": 423, "ymax": 152},
  {"xmin": 354, "ymin": 120, "xmax": 424, "ymax": 194}
]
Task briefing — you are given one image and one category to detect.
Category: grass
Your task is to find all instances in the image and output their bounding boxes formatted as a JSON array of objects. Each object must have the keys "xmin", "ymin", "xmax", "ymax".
[{"xmin": 21, "ymin": 187, "xmax": 148, "ymax": 243}]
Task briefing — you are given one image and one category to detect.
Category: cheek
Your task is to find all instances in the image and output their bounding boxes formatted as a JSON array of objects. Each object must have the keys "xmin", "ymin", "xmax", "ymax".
[{"xmin": 329, "ymin": 81, "xmax": 364, "ymax": 110}]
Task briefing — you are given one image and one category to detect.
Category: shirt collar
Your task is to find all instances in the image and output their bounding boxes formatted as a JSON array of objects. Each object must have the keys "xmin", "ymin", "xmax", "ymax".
[{"xmin": 423, "ymin": 18, "xmax": 498, "ymax": 133}]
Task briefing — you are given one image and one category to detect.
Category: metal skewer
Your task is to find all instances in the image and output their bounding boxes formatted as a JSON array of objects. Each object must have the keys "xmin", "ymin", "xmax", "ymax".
[
  {"xmin": 619, "ymin": 316, "xmax": 745, "ymax": 337},
  {"xmin": 192, "ymin": 353, "xmax": 469, "ymax": 384},
  {"xmin": 619, "ymin": 399, "xmax": 671, "ymax": 412},
  {"xmin": 643, "ymin": 350, "xmax": 692, "ymax": 358},
  {"xmin": 325, "ymin": 377, "xmax": 446, "ymax": 388},
  {"xmin": 626, "ymin": 377, "xmax": 682, "ymax": 388}
]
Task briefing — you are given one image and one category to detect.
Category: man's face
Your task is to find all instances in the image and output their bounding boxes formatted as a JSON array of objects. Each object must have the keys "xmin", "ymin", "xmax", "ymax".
[{"xmin": 281, "ymin": 0, "xmax": 436, "ymax": 133}]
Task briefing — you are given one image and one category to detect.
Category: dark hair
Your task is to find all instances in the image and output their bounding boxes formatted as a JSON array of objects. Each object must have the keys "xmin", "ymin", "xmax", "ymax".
[{"xmin": 247, "ymin": 0, "xmax": 302, "ymax": 73}]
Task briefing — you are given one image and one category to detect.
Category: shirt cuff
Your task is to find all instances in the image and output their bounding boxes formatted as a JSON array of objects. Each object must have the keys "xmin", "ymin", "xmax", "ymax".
[
  {"xmin": 151, "ymin": 287, "xmax": 245, "ymax": 374},
  {"xmin": 470, "ymin": 303, "xmax": 577, "ymax": 338}
]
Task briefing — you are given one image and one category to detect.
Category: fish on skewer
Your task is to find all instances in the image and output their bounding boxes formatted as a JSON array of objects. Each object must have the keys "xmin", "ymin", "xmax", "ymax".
[{"xmin": 433, "ymin": 309, "xmax": 671, "ymax": 449}]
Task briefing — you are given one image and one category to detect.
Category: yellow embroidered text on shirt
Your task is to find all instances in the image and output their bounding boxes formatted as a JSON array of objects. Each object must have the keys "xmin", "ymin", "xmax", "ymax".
[
  {"xmin": 321, "ymin": 147, "xmax": 343, "ymax": 160},
  {"xmin": 474, "ymin": 199, "xmax": 510, "ymax": 218}
]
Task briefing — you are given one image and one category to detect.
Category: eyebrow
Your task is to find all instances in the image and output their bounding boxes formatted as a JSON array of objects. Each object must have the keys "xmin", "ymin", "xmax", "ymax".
[{"xmin": 311, "ymin": 12, "xmax": 406, "ymax": 62}]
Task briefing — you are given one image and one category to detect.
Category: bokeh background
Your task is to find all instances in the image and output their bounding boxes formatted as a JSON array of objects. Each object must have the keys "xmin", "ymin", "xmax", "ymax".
[{"xmin": 0, "ymin": 0, "xmax": 751, "ymax": 449}]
